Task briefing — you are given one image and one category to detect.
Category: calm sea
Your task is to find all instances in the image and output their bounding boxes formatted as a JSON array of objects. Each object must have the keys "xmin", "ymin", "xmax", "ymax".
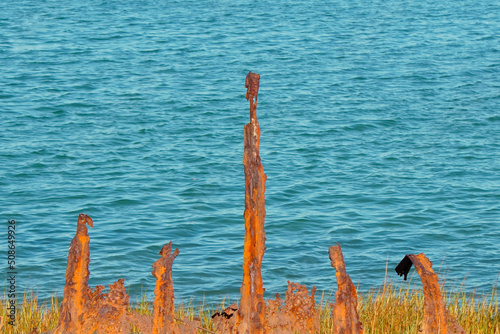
[{"xmin": 1, "ymin": 0, "xmax": 499, "ymax": 303}]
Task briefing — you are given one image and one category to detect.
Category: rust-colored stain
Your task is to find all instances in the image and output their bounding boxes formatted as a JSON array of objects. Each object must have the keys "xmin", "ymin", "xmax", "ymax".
[
  {"xmin": 235, "ymin": 71, "xmax": 267, "ymax": 334},
  {"xmin": 329, "ymin": 244, "xmax": 364, "ymax": 334},
  {"xmin": 396, "ymin": 253, "xmax": 465, "ymax": 334},
  {"xmin": 152, "ymin": 241, "xmax": 180, "ymax": 334}
]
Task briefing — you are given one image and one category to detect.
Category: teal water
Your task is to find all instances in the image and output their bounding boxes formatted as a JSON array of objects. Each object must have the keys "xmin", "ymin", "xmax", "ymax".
[{"xmin": 1, "ymin": 0, "xmax": 499, "ymax": 303}]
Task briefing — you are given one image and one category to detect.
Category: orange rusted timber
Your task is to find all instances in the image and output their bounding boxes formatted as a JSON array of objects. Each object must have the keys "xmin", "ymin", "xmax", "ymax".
[
  {"xmin": 235, "ymin": 71, "xmax": 267, "ymax": 334},
  {"xmin": 396, "ymin": 253, "xmax": 465, "ymax": 334},
  {"xmin": 152, "ymin": 241, "xmax": 180, "ymax": 334},
  {"xmin": 329, "ymin": 244, "xmax": 364, "ymax": 334},
  {"xmin": 54, "ymin": 213, "xmax": 94, "ymax": 334},
  {"xmin": 53, "ymin": 214, "xmax": 136, "ymax": 334}
]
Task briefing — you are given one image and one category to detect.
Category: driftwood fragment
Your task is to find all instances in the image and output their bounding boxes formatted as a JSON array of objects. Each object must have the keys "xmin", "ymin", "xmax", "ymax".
[
  {"xmin": 235, "ymin": 71, "xmax": 267, "ymax": 334},
  {"xmin": 395, "ymin": 253, "xmax": 465, "ymax": 334},
  {"xmin": 53, "ymin": 213, "xmax": 94, "ymax": 334},
  {"xmin": 152, "ymin": 241, "xmax": 180, "ymax": 334},
  {"xmin": 329, "ymin": 244, "xmax": 364, "ymax": 334}
]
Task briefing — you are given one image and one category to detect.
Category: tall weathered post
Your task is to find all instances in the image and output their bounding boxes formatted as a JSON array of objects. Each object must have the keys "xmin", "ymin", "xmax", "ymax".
[
  {"xmin": 54, "ymin": 213, "xmax": 94, "ymax": 334},
  {"xmin": 396, "ymin": 253, "xmax": 465, "ymax": 334},
  {"xmin": 152, "ymin": 241, "xmax": 180, "ymax": 334},
  {"xmin": 235, "ymin": 71, "xmax": 267, "ymax": 334},
  {"xmin": 329, "ymin": 244, "xmax": 364, "ymax": 334}
]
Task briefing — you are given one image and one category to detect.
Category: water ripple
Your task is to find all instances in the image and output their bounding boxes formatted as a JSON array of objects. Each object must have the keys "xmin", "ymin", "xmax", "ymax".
[{"xmin": 1, "ymin": 0, "xmax": 499, "ymax": 303}]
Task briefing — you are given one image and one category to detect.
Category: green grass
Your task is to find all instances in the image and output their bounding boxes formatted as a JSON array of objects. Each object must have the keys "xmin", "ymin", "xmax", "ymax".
[
  {"xmin": 354, "ymin": 281, "xmax": 499, "ymax": 334},
  {"xmin": 1, "ymin": 290, "xmax": 60, "ymax": 334},
  {"xmin": 1, "ymin": 281, "xmax": 498, "ymax": 334}
]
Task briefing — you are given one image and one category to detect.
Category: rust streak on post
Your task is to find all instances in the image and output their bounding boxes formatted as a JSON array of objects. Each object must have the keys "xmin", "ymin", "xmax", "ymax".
[
  {"xmin": 236, "ymin": 71, "xmax": 267, "ymax": 334},
  {"xmin": 396, "ymin": 253, "xmax": 465, "ymax": 334},
  {"xmin": 329, "ymin": 244, "xmax": 364, "ymax": 334},
  {"xmin": 54, "ymin": 213, "xmax": 94, "ymax": 334},
  {"xmin": 152, "ymin": 241, "xmax": 180, "ymax": 334}
]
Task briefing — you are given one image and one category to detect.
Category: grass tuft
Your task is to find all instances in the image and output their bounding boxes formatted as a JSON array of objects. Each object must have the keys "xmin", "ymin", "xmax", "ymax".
[{"xmin": 1, "ymin": 290, "xmax": 59, "ymax": 334}]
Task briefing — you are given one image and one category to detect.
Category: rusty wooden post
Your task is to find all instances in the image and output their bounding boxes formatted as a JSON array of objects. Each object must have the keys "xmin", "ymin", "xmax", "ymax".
[
  {"xmin": 235, "ymin": 71, "xmax": 267, "ymax": 334},
  {"xmin": 152, "ymin": 241, "xmax": 180, "ymax": 334},
  {"xmin": 54, "ymin": 213, "xmax": 94, "ymax": 334},
  {"xmin": 329, "ymin": 244, "xmax": 364, "ymax": 334},
  {"xmin": 396, "ymin": 253, "xmax": 465, "ymax": 334}
]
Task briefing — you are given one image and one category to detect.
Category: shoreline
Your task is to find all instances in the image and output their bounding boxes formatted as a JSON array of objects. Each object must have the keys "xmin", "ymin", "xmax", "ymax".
[{"xmin": 1, "ymin": 279, "xmax": 498, "ymax": 333}]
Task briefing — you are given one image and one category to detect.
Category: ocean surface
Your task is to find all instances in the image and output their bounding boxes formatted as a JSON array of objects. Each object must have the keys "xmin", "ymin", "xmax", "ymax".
[{"xmin": 1, "ymin": 0, "xmax": 499, "ymax": 304}]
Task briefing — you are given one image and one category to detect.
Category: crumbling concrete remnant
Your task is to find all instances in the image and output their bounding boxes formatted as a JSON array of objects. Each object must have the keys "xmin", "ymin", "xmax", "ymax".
[
  {"xmin": 54, "ymin": 213, "xmax": 94, "ymax": 334},
  {"xmin": 395, "ymin": 253, "xmax": 465, "ymax": 334},
  {"xmin": 152, "ymin": 241, "xmax": 180, "ymax": 334},
  {"xmin": 235, "ymin": 71, "xmax": 267, "ymax": 334},
  {"xmin": 329, "ymin": 244, "xmax": 364, "ymax": 334}
]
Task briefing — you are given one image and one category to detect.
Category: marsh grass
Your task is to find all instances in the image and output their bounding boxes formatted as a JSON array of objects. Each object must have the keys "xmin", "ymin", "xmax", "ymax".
[
  {"xmin": 1, "ymin": 281, "xmax": 498, "ymax": 334},
  {"xmin": 353, "ymin": 274, "xmax": 499, "ymax": 334},
  {"xmin": 1, "ymin": 290, "xmax": 59, "ymax": 334}
]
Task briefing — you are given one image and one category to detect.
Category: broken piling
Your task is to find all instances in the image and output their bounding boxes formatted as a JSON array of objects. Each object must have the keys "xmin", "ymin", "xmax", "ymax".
[
  {"xmin": 152, "ymin": 242, "xmax": 180, "ymax": 334},
  {"xmin": 235, "ymin": 71, "xmax": 267, "ymax": 334},
  {"xmin": 396, "ymin": 253, "xmax": 465, "ymax": 334},
  {"xmin": 54, "ymin": 213, "xmax": 94, "ymax": 334},
  {"xmin": 329, "ymin": 243, "xmax": 364, "ymax": 334},
  {"xmin": 39, "ymin": 72, "xmax": 477, "ymax": 334}
]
